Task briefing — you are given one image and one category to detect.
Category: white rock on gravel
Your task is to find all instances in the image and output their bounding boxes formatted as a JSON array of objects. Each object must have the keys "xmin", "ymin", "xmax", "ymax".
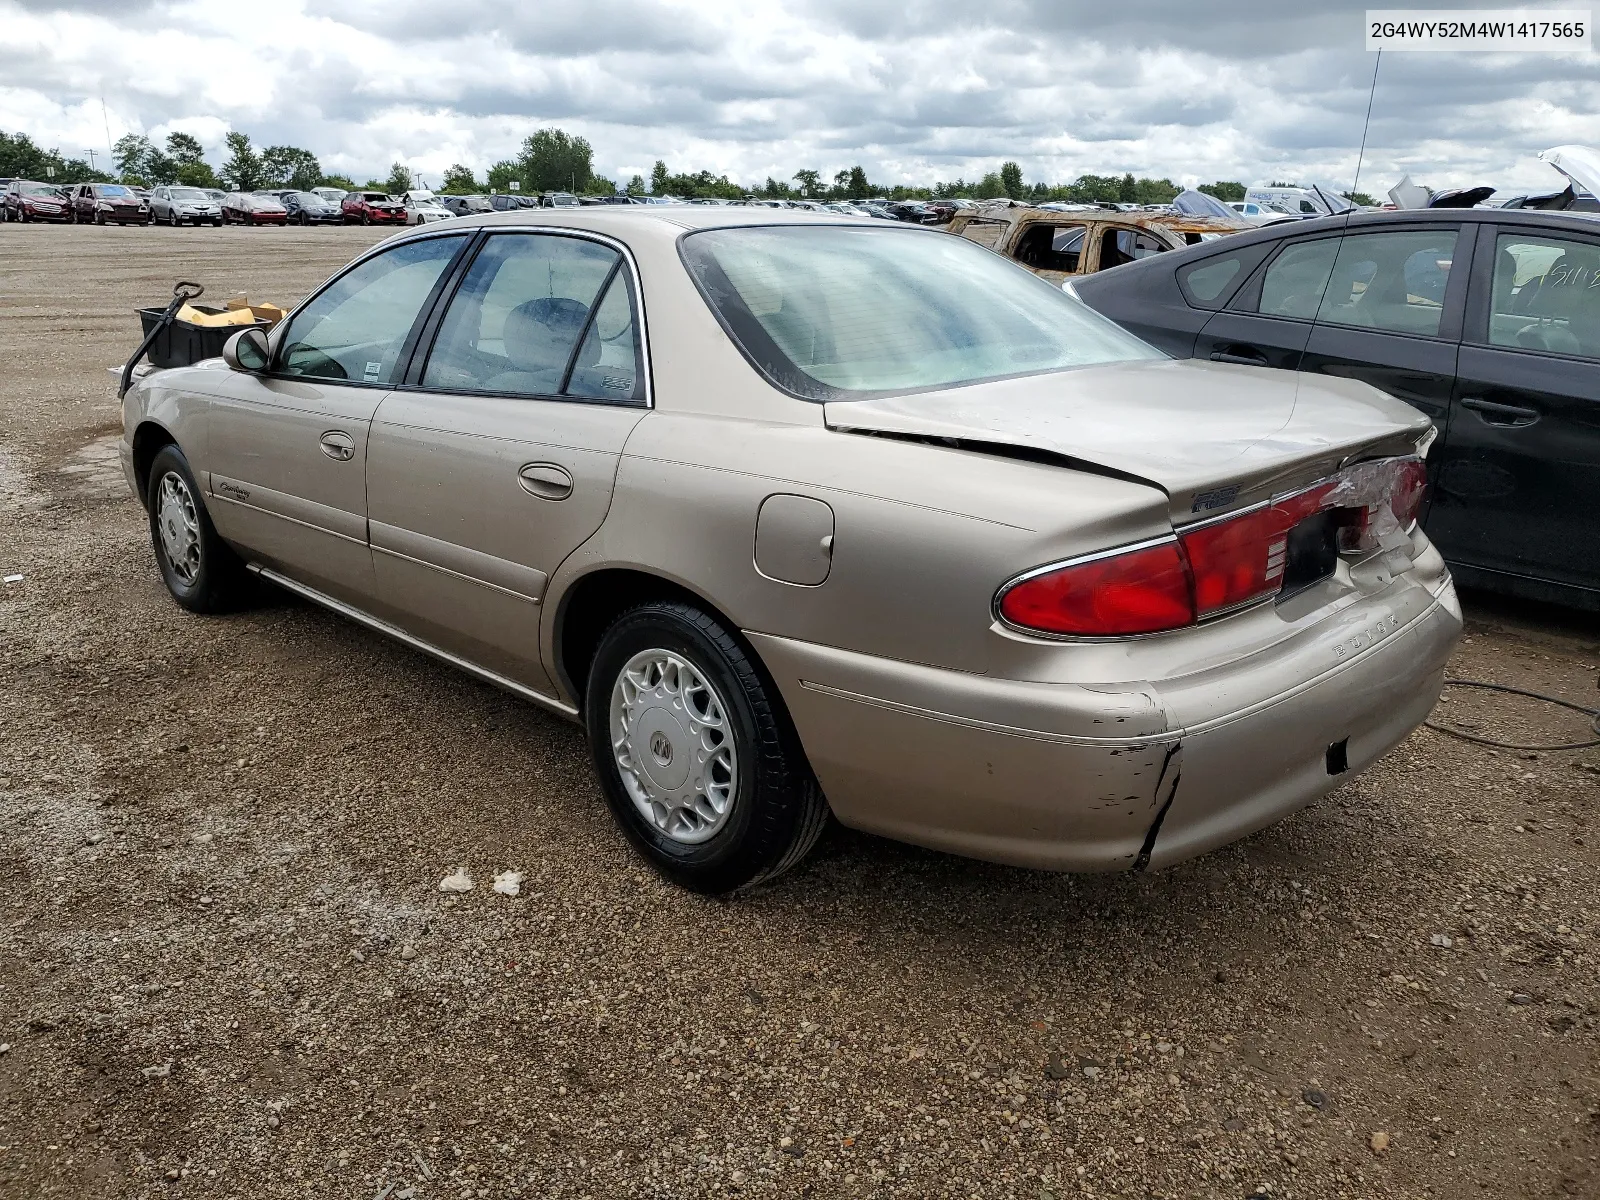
[{"xmin": 438, "ymin": 868, "xmax": 473, "ymax": 893}]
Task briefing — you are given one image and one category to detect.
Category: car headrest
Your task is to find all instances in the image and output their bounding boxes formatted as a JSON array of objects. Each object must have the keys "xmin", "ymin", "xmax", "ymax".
[{"xmin": 502, "ymin": 297, "xmax": 597, "ymax": 374}]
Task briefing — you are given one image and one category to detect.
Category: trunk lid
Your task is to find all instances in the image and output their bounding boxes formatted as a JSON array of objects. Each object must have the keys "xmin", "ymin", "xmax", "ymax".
[{"xmin": 822, "ymin": 359, "xmax": 1431, "ymax": 525}]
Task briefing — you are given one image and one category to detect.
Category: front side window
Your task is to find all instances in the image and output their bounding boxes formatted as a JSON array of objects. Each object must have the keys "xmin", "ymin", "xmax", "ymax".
[
  {"xmin": 1314, "ymin": 228, "xmax": 1459, "ymax": 337},
  {"xmin": 1255, "ymin": 238, "xmax": 1340, "ymax": 320},
  {"xmin": 1013, "ymin": 222, "xmax": 1087, "ymax": 272},
  {"xmin": 680, "ymin": 225, "xmax": 1161, "ymax": 401},
  {"xmin": 1488, "ymin": 232, "xmax": 1600, "ymax": 357},
  {"xmin": 276, "ymin": 235, "xmax": 465, "ymax": 384},
  {"xmin": 422, "ymin": 233, "xmax": 640, "ymax": 401}
]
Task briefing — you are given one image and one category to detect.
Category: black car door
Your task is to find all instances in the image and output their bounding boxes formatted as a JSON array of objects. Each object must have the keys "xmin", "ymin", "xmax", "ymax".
[
  {"xmin": 1425, "ymin": 222, "xmax": 1600, "ymax": 605},
  {"xmin": 1194, "ymin": 233, "xmax": 1344, "ymax": 371},
  {"xmin": 1299, "ymin": 222, "xmax": 1469, "ymax": 446}
]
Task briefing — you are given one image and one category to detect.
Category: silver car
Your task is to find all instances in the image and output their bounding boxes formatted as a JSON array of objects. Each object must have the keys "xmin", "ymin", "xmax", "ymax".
[
  {"xmin": 149, "ymin": 185, "xmax": 223, "ymax": 227},
  {"xmin": 120, "ymin": 209, "xmax": 1461, "ymax": 892}
]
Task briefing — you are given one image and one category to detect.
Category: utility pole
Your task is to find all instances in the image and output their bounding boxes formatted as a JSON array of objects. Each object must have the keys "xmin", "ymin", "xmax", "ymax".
[{"xmin": 85, "ymin": 149, "xmax": 97, "ymax": 172}]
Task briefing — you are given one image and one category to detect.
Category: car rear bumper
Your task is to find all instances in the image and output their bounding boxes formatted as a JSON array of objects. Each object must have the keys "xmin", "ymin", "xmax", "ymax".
[{"xmin": 749, "ymin": 567, "xmax": 1461, "ymax": 873}]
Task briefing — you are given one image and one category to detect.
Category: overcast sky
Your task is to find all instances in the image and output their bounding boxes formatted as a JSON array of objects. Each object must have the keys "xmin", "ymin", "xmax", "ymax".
[{"xmin": 2, "ymin": 0, "xmax": 1595, "ymax": 195}]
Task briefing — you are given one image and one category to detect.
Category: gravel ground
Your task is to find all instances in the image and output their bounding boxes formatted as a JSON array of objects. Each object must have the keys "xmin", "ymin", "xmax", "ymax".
[{"xmin": 1, "ymin": 224, "xmax": 1598, "ymax": 1200}]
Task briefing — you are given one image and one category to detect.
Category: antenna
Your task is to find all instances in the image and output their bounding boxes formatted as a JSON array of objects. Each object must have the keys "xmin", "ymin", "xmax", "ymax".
[{"xmin": 1350, "ymin": 48, "xmax": 1383, "ymax": 206}]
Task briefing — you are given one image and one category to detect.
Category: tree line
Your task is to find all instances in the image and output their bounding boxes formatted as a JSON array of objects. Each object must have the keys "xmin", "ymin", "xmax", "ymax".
[{"xmin": 3, "ymin": 124, "xmax": 1256, "ymax": 204}]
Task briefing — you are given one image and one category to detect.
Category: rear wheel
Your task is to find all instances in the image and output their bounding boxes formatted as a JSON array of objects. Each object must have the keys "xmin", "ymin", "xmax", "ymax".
[
  {"xmin": 145, "ymin": 445, "xmax": 248, "ymax": 614},
  {"xmin": 584, "ymin": 601, "xmax": 827, "ymax": 893}
]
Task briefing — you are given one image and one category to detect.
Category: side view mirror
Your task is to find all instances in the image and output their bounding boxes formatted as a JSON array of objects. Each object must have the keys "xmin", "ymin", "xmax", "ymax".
[{"xmin": 224, "ymin": 326, "xmax": 270, "ymax": 373}]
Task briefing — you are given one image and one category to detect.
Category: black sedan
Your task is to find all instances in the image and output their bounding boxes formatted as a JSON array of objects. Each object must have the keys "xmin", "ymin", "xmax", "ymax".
[
  {"xmin": 278, "ymin": 190, "xmax": 344, "ymax": 224},
  {"xmin": 1071, "ymin": 207, "xmax": 1600, "ymax": 611}
]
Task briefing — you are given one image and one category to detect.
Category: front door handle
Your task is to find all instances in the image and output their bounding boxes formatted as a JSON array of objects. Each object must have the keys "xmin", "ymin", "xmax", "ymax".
[
  {"xmin": 1461, "ymin": 398, "xmax": 1540, "ymax": 427},
  {"xmin": 1209, "ymin": 345, "xmax": 1270, "ymax": 367},
  {"xmin": 518, "ymin": 462, "xmax": 574, "ymax": 501},
  {"xmin": 319, "ymin": 429, "xmax": 355, "ymax": 461}
]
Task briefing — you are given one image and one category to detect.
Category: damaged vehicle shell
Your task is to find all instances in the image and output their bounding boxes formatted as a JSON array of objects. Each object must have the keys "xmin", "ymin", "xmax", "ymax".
[
  {"xmin": 949, "ymin": 202, "xmax": 1251, "ymax": 285},
  {"xmin": 119, "ymin": 209, "xmax": 1460, "ymax": 892}
]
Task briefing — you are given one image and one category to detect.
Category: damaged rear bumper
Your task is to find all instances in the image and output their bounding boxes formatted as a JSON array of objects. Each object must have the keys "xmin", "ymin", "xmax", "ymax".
[{"xmin": 747, "ymin": 571, "xmax": 1460, "ymax": 874}]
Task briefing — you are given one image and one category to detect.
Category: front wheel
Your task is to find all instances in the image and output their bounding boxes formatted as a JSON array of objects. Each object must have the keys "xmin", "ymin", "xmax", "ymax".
[
  {"xmin": 361, "ymin": 213, "xmax": 371, "ymax": 226},
  {"xmin": 585, "ymin": 601, "xmax": 828, "ymax": 893},
  {"xmin": 145, "ymin": 445, "xmax": 248, "ymax": 614}
]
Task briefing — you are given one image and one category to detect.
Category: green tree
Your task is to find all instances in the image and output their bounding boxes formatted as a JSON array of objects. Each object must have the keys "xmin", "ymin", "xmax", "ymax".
[
  {"xmin": 999, "ymin": 161, "xmax": 1024, "ymax": 200},
  {"xmin": 973, "ymin": 171, "xmax": 1006, "ymax": 200},
  {"xmin": 844, "ymin": 165, "xmax": 871, "ymax": 199},
  {"xmin": 320, "ymin": 173, "xmax": 357, "ymax": 191},
  {"xmin": 112, "ymin": 134, "xmax": 152, "ymax": 178},
  {"xmin": 262, "ymin": 145, "xmax": 322, "ymax": 190},
  {"xmin": 1197, "ymin": 180, "xmax": 1246, "ymax": 202},
  {"xmin": 175, "ymin": 160, "xmax": 219, "ymax": 188},
  {"xmin": 517, "ymin": 128, "xmax": 593, "ymax": 193},
  {"xmin": 486, "ymin": 160, "xmax": 519, "ymax": 193},
  {"xmin": 1133, "ymin": 176, "xmax": 1179, "ymax": 205},
  {"xmin": 1118, "ymin": 172, "xmax": 1137, "ymax": 203},
  {"xmin": 384, "ymin": 162, "xmax": 413, "ymax": 195},
  {"xmin": 1344, "ymin": 190, "xmax": 1377, "ymax": 207},
  {"xmin": 625, "ymin": 174, "xmax": 646, "ymax": 197},
  {"xmin": 439, "ymin": 163, "xmax": 478, "ymax": 193},
  {"xmin": 165, "ymin": 131, "xmax": 206, "ymax": 166},
  {"xmin": 220, "ymin": 132, "xmax": 262, "ymax": 191},
  {"xmin": 588, "ymin": 174, "xmax": 618, "ymax": 196},
  {"xmin": 650, "ymin": 160, "xmax": 670, "ymax": 196},
  {"xmin": 792, "ymin": 168, "xmax": 822, "ymax": 198}
]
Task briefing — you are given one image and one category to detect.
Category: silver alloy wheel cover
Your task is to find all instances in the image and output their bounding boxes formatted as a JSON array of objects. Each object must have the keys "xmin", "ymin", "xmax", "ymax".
[
  {"xmin": 155, "ymin": 470, "xmax": 202, "ymax": 586},
  {"xmin": 610, "ymin": 648, "xmax": 738, "ymax": 845}
]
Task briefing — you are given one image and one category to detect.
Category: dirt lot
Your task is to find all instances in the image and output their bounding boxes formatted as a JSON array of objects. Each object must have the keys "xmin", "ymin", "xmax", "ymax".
[{"xmin": 1, "ymin": 223, "xmax": 1598, "ymax": 1200}]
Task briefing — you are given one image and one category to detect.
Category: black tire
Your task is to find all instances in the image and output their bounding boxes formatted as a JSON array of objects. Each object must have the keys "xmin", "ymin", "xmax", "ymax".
[
  {"xmin": 94, "ymin": 209, "xmax": 105, "ymax": 226},
  {"xmin": 168, "ymin": 208, "xmax": 179, "ymax": 227},
  {"xmin": 584, "ymin": 601, "xmax": 827, "ymax": 893},
  {"xmin": 361, "ymin": 212, "xmax": 371, "ymax": 226},
  {"xmin": 145, "ymin": 445, "xmax": 248, "ymax": 614},
  {"xmin": 213, "ymin": 218, "xmax": 223, "ymax": 227}
]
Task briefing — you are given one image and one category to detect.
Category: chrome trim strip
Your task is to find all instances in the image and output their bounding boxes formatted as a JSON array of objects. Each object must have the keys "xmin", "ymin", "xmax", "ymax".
[
  {"xmin": 248, "ymin": 565, "xmax": 578, "ymax": 719},
  {"xmin": 797, "ymin": 680, "xmax": 1179, "ymax": 748}
]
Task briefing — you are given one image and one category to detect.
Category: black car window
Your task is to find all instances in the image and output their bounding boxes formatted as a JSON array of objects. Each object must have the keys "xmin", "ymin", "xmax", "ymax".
[
  {"xmin": 421, "ymin": 233, "xmax": 637, "ymax": 401},
  {"xmin": 1254, "ymin": 237, "xmax": 1340, "ymax": 320},
  {"xmin": 1178, "ymin": 254, "xmax": 1245, "ymax": 307},
  {"xmin": 1013, "ymin": 223, "xmax": 1086, "ymax": 272},
  {"xmin": 1488, "ymin": 232, "xmax": 1600, "ymax": 357},
  {"xmin": 1313, "ymin": 229, "xmax": 1459, "ymax": 338},
  {"xmin": 276, "ymin": 236, "xmax": 466, "ymax": 384}
]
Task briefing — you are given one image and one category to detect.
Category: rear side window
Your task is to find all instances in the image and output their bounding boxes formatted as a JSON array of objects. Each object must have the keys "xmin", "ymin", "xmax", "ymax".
[
  {"xmin": 1178, "ymin": 255, "xmax": 1245, "ymax": 307},
  {"xmin": 1314, "ymin": 228, "xmax": 1458, "ymax": 337},
  {"xmin": 1099, "ymin": 228, "xmax": 1167, "ymax": 269},
  {"xmin": 1255, "ymin": 238, "xmax": 1340, "ymax": 320},
  {"xmin": 421, "ymin": 233, "xmax": 642, "ymax": 402},
  {"xmin": 1487, "ymin": 232, "xmax": 1600, "ymax": 357},
  {"xmin": 276, "ymin": 235, "xmax": 466, "ymax": 384},
  {"xmin": 1013, "ymin": 223, "xmax": 1087, "ymax": 272}
]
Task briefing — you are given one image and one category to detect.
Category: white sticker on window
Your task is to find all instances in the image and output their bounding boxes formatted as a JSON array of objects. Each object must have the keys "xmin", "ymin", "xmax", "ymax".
[{"xmin": 363, "ymin": 362, "xmax": 381, "ymax": 382}]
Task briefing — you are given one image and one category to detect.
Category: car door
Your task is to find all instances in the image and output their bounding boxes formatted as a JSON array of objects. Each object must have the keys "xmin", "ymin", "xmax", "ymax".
[
  {"xmin": 366, "ymin": 230, "xmax": 651, "ymax": 695},
  {"xmin": 1299, "ymin": 223, "xmax": 1469, "ymax": 439},
  {"xmin": 1425, "ymin": 222, "xmax": 1600, "ymax": 602},
  {"xmin": 1194, "ymin": 232, "xmax": 1342, "ymax": 371},
  {"xmin": 203, "ymin": 232, "xmax": 471, "ymax": 606}
]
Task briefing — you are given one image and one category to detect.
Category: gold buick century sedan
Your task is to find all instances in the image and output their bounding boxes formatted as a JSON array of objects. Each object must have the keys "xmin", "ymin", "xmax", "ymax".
[{"xmin": 121, "ymin": 208, "xmax": 1461, "ymax": 893}]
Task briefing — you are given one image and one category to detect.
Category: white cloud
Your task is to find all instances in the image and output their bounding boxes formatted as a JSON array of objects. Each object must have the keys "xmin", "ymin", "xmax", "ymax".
[{"xmin": 0, "ymin": 0, "xmax": 1594, "ymax": 195}]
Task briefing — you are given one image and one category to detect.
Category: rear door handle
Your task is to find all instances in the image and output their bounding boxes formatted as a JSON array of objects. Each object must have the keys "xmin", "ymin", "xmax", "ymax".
[
  {"xmin": 1460, "ymin": 398, "xmax": 1540, "ymax": 427},
  {"xmin": 1209, "ymin": 346, "xmax": 1269, "ymax": 367},
  {"xmin": 319, "ymin": 429, "xmax": 355, "ymax": 461},
  {"xmin": 518, "ymin": 462, "xmax": 574, "ymax": 501}
]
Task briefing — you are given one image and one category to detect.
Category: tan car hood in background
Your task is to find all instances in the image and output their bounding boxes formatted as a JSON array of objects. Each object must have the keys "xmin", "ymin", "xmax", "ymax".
[{"xmin": 824, "ymin": 358, "xmax": 1432, "ymax": 523}]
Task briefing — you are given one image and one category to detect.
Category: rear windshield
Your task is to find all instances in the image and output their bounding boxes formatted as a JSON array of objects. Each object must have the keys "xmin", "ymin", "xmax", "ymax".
[{"xmin": 680, "ymin": 225, "xmax": 1160, "ymax": 401}]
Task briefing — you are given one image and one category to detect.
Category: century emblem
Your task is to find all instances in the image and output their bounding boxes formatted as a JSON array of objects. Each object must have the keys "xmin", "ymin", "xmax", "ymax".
[{"xmin": 649, "ymin": 731, "xmax": 674, "ymax": 765}]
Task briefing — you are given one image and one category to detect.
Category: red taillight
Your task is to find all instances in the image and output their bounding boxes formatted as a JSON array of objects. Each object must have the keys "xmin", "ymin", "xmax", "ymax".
[
  {"xmin": 998, "ymin": 540, "xmax": 1195, "ymax": 636},
  {"xmin": 998, "ymin": 456, "xmax": 1426, "ymax": 638},
  {"xmin": 1180, "ymin": 483, "xmax": 1331, "ymax": 617}
]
